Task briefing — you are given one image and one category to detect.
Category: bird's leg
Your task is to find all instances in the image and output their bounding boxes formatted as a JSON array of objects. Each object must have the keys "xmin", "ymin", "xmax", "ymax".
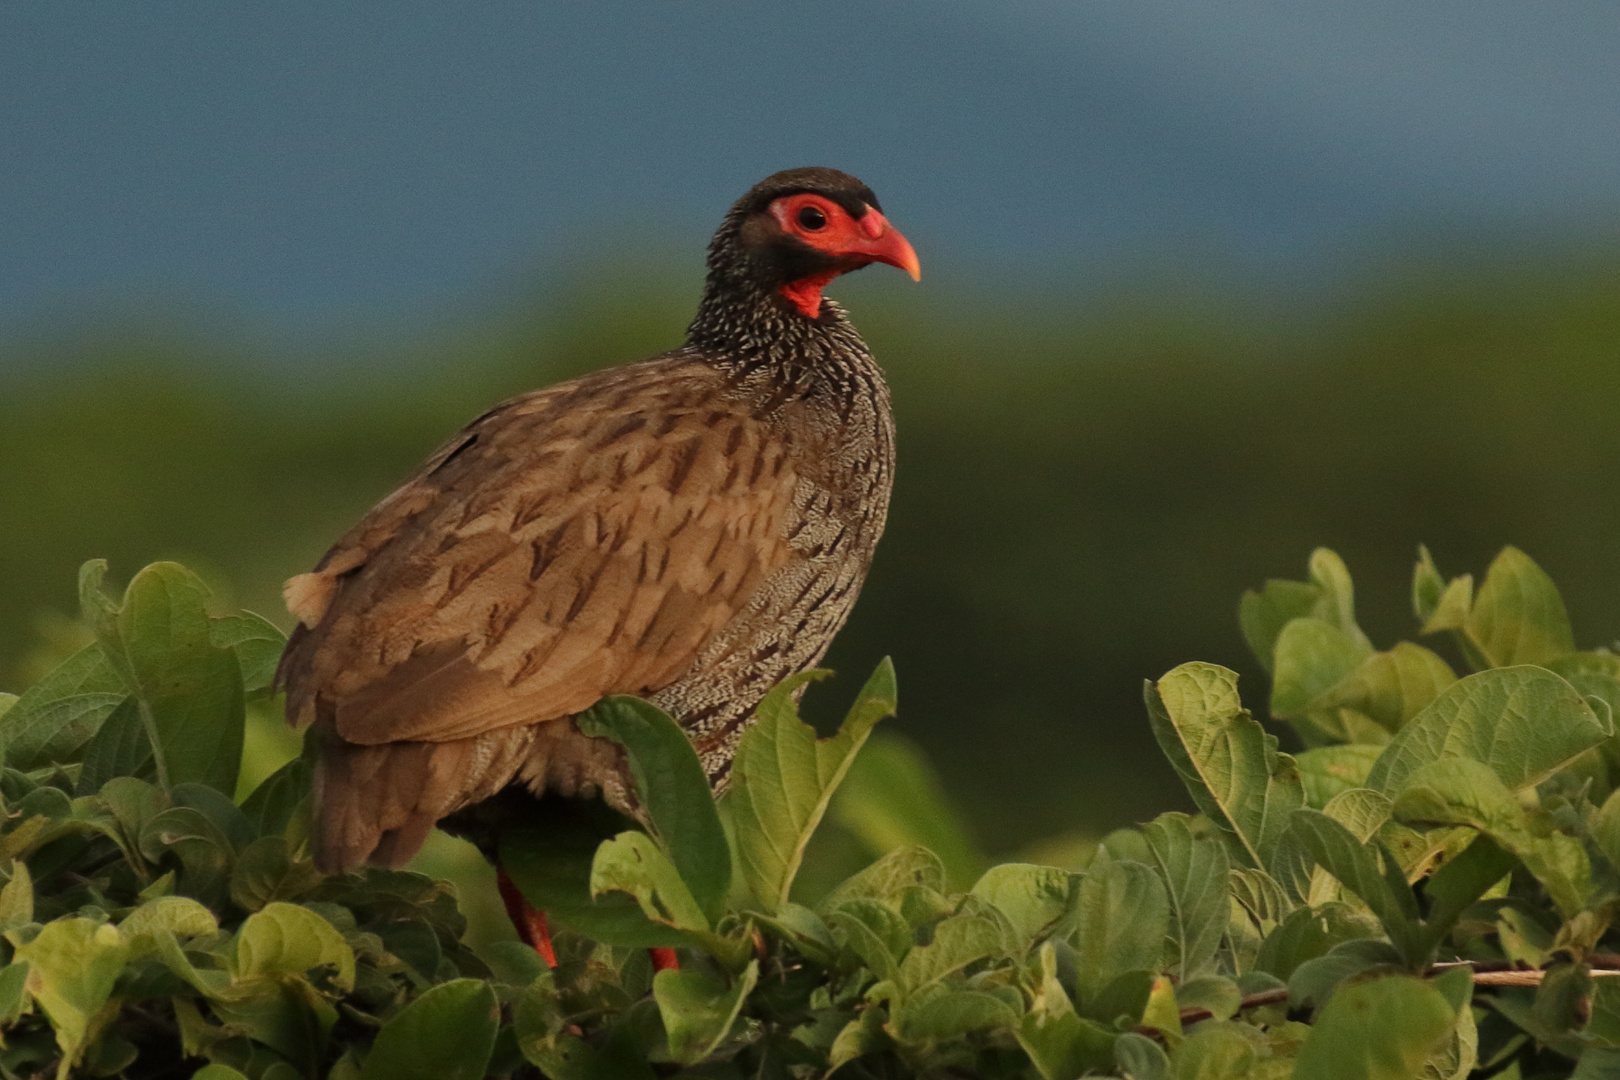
[
  {"xmin": 496, "ymin": 864, "xmax": 558, "ymax": 968},
  {"xmin": 494, "ymin": 862, "xmax": 675, "ymax": 972}
]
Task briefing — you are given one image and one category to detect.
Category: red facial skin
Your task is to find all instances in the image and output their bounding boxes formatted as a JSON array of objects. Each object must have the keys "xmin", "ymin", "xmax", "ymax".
[{"xmin": 767, "ymin": 193, "xmax": 921, "ymax": 319}]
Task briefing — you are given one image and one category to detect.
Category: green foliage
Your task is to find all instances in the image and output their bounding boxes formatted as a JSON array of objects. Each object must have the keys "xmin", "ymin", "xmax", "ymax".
[
  {"xmin": 0, "ymin": 563, "xmax": 492, "ymax": 1079},
  {"xmin": 11, "ymin": 544, "xmax": 1620, "ymax": 1077},
  {"xmin": 728, "ymin": 664, "xmax": 894, "ymax": 913}
]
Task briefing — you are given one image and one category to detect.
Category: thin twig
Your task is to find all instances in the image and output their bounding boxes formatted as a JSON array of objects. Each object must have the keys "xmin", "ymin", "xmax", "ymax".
[{"xmin": 1171, "ymin": 958, "xmax": 1620, "ymax": 1026}]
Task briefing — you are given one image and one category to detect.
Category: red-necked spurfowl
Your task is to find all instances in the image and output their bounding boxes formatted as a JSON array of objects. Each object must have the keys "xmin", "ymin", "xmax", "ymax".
[{"xmin": 276, "ymin": 167, "xmax": 918, "ymax": 961}]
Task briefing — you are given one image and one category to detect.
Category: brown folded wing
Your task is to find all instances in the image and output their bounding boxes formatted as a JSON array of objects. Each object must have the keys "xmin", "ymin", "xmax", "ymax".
[{"xmin": 280, "ymin": 354, "xmax": 800, "ymax": 764}]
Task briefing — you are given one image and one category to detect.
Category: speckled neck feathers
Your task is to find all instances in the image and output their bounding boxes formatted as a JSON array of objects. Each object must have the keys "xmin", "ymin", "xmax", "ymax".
[{"xmin": 684, "ymin": 170, "xmax": 886, "ymax": 404}]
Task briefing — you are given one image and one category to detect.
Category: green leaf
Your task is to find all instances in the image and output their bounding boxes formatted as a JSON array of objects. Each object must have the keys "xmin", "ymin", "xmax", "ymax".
[
  {"xmin": 82, "ymin": 561, "xmax": 246, "ymax": 795},
  {"xmin": 898, "ymin": 908, "xmax": 1010, "ymax": 993},
  {"xmin": 576, "ymin": 696, "xmax": 730, "ymax": 922},
  {"xmin": 518, "ymin": 1030, "xmax": 653, "ymax": 1080},
  {"xmin": 1543, "ymin": 653, "xmax": 1620, "ymax": 791},
  {"xmin": 175, "ymin": 780, "xmax": 256, "ymax": 850},
  {"xmin": 1296, "ymin": 745, "xmax": 1386, "ymax": 808},
  {"xmin": 0, "ymin": 643, "xmax": 126, "ymax": 770},
  {"xmin": 8, "ymin": 917, "xmax": 129, "ymax": 1077},
  {"xmin": 653, "ymin": 961, "xmax": 759, "ymax": 1063},
  {"xmin": 206, "ymin": 979, "xmax": 332, "ymax": 1075},
  {"xmin": 1114, "ymin": 1030, "xmax": 1172, "ymax": 1080},
  {"xmin": 1576, "ymin": 1048, "xmax": 1620, "ymax": 1079},
  {"xmin": 589, "ymin": 830, "xmax": 710, "ymax": 934},
  {"xmin": 1018, "ymin": 942, "xmax": 1117, "ymax": 1079},
  {"xmin": 1365, "ymin": 666, "xmax": 1612, "ymax": 795},
  {"xmin": 1170, "ymin": 1022, "xmax": 1263, "ymax": 1079},
  {"xmin": 1139, "ymin": 812, "xmax": 1228, "ymax": 980},
  {"xmin": 500, "ymin": 819, "xmax": 686, "ymax": 949},
  {"xmin": 728, "ymin": 660, "xmax": 894, "ymax": 913},
  {"xmin": 829, "ymin": 1006, "xmax": 893, "ymax": 1073},
  {"xmin": 0, "ymin": 961, "xmax": 29, "ymax": 1029},
  {"xmin": 1534, "ymin": 962, "xmax": 1591, "ymax": 1044},
  {"xmin": 1085, "ymin": 969, "xmax": 1153, "ymax": 1030},
  {"xmin": 91, "ymin": 775, "xmax": 167, "ymax": 873},
  {"xmin": 819, "ymin": 844, "xmax": 945, "ymax": 913},
  {"xmin": 230, "ymin": 837, "xmax": 321, "ymax": 913},
  {"xmin": 1588, "ymin": 977, "xmax": 1620, "ymax": 1047},
  {"xmin": 512, "ymin": 973, "xmax": 659, "ymax": 1079},
  {"xmin": 1307, "ymin": 642, "xmax": 1457, "ymax": 733},
  {"xmin": 358, "ymin": 978, "xmax": 498, "ymax": 1080},
  {"xmin": 1240, "ymin": 578, "xmax": 1319, "ymax": 675},
  {"xmin": 1307, "ymin": 548, "xmax": 1372, "ymax": 648},
  {"xmin": 0, "ymin": 860, "xmax": 32, "ymax": 932},
  {"xmin": 239, "ymin": 756, "xmax": 312, "ymax": 839},
  {"xmin": 1254, "ymin": 902, "xmax": 1380, "ymax": 982},
  {"xmin": 832, "ymin": 730, "xmax": 986, "ymax": 891},
  {"xmin": 827, "ymin": 897, "xmax": 911, "ymax": 981},
  {"xmin": 1270, "ymin": 617, "xmax": 1373, "ymax": 721},
  {"xmin": 1287, "ymin": 809, "xmax": 1422, "ymax": 964},
  {"xmin": 120, "ymin": 895, "xmax": 218, "ymax": 946},
  {"xmin": 968, "ymin": 862, "xmax": 1076, "ymax": 954},
  {"xmin": 1291, "ymin": 974, "xmax": 1456, "ymax": 1078},
  {"xmin": 1321, "ymin": 788, "xmax": 1392, "ymax": 841},
  {"xmin": 138, "ymin": 805, "xmax": 233, "ymax": 905},
  {"xmin": 1145, "ymin": 663, "xmax": 1304, "ymax": 876},
  {"xmin": 1594, "ymin": 786, "xmax": 1620, "ymax": 871},
  {"xmin": 896, "ymin": 988, "xmax": 1021, "ymax": 1042},
  {"xmin": 74, "ymin": 696, "xmax": 153, "ymax": 794},
  {"xmin": 753, "ymin": 902, "xmax": 839, "ymax": 967},
  {"xmin": 233, "ymin": 901, "xmax": 355, "ymax": 992},
  {"xmin": 1391, "ymin": 758, "xmax": 1591, "ymax": 918},
  {"xmin": 1226, "ymin": 866, "xmax": 1293, "ymax": 971},
  {"xmin": 1176, "ymin": 976, "xmax": 1242, "ymax": 1021},
  {"xmin": 207, "ymin": 611, "xmax": 288, "ymax": 696},
  {"xmin": 1465, "ymin": 546, "xmax": 1575, "ymax": 667},
  {"xmin": 191, "ymin": 1067, "xmax": 251, "ymax": 1080},
  {"xmin": 1305, "ymin": 789, "xmax": 1391, "ymax": 906},
  {"xmin": 1412, "ymin": 545, "xmax": 1447, "ymax": 625},
  {"xmin": 1288, "ymin": 940, "xmax": 1407, "ymax": 1011},
  {"xmin": 1071, "ymin": 859, "xmax": 1168, "ymax": 1008}
]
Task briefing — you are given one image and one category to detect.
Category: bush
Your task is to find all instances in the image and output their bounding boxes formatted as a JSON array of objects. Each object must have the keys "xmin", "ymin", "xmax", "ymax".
[{"xmin": 3, "ymin": 546, "xmax": 1620, "ymax": 1077}]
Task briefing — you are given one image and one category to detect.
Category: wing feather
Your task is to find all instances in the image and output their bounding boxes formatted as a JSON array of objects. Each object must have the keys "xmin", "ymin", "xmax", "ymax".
[{"xmin": 279, "ymin": 357, "xmax": 801, "ymax": 749}]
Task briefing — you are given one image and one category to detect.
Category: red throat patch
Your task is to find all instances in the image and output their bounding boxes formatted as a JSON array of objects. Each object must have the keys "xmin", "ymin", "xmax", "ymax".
[{"xmin": 780, "ymin": 269, "xmax": 840, "ymax": 319}]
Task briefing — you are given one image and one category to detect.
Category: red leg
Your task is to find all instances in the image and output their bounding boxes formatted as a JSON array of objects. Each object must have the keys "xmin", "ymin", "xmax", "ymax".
[
  {"xmin": 496, "ymin": 864, "xmax": 558, "ymax": 968},
  {"xmin": 496, "ymin": 861, "xmax": 670, "ymax": 973}
]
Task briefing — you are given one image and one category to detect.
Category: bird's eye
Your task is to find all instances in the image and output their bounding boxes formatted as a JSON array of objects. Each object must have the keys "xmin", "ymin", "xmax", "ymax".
[{"xmin": 797, "ymin": 205, "xmax": 827, "ymax": 230}]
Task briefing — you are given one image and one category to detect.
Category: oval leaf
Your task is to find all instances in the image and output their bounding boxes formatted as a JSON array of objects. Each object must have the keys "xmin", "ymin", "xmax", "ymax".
[
  {"xmin": 1072, "ymin": 859, "xmax": 1168, "ymax": 1007},
  {"xmin": 1366, "ymin": 666, "xmax": 1612, "ymax": 795},
  {"xmin": 576, "ymin": 696, "xmax": 730, "ymax": 922},
  {"xmin": 1465, "ymin": 546, "xmax": 1575, "ymax": 667},
  {"xmin": 653, "ymin": 960, "xmax": 758, "ymax": 1064},
  {"xmin": 358, "ymin": 978, "xmax": 498, "ymax": 1080},
  {"xmin": 729, "ymin": 660, "xmax": 895, "ymax": 912},
  {"xmin": 1145, "ymin": 663, "xmax": 1304, "ymax": 875},
  {"xmin": 1292, "ymin": 975, "xmax": 1457, "ymax": 1079}
]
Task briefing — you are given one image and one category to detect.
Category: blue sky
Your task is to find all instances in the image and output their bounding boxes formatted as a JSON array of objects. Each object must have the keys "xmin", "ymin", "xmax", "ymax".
[{"xmin": 6, "ymin": 1, "xmax": 1620, "ymax": 329}]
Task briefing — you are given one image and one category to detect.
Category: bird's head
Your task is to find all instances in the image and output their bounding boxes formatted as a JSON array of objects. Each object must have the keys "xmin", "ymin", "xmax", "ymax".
[{"xmin": 710, "ymin": 167, "xmax": 920, "ymax": 321}]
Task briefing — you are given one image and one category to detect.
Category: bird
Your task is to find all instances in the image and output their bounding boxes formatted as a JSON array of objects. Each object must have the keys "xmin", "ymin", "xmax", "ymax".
[{"xmin": 275, "ymin": 167, "xmax": 919, "ymax": 960}]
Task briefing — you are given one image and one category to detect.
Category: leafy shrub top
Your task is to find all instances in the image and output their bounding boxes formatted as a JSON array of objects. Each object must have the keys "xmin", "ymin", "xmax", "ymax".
[{"xmin": 3, "ymin": 546, "xmax": 1620, "ymax": 1078}]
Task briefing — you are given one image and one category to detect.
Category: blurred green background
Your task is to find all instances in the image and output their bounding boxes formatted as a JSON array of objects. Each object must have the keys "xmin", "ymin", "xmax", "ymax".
[{"xmin": 8, "ymin": 247, "xmax": 1620, "ymax": 876}]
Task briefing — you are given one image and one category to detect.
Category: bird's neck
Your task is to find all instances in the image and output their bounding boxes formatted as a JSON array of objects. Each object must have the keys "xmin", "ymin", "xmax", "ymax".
[{"xmin": 685, "ymin": 279, "xmax": 879, "ymax": 397}]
